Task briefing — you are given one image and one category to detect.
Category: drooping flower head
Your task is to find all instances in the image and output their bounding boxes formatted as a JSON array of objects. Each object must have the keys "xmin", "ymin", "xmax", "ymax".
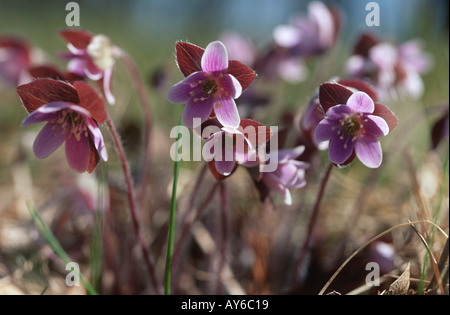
[
  {"xmin": 346, "ymin": 33, "xmax": 432, "ymax": 100},
  {"xmin": 259, "ymin": 146, "xmax": 309, "ymax": 206},
  {"xmin": 315, "ymin": 91, "xmax": 396, "ymax": 168},
  {"xmin": 201, "ymin": 118, "xmax": 272, "ymax": 178},
  {"xmin": 59, "ymin": 29, "xmax": 119, "ymax": 104},
  {"xmin": 18, "ymin": 78, "xmax": 108, "ymax": 173},
  {"xmin": 0, "ymin": 36, "xmax": 31, "ymax": 88},
  {"xmin": 167, "ymin": 41, "xmax": 256, "ymax": 129}
]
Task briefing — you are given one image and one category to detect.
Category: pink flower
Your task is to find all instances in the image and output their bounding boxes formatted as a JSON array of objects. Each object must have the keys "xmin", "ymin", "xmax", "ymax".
[
  {"xmin": 59, "ymin": 29, "xmax": 118, "ymax": 104},
  {"xmin": 346, "ymin": 33, "xmax": 432, "ymax": 99},
  {"xmin": 273, "ymin": 1, "xmax": 339, "ymax": 57},
  {"xmin": 315, "ymin": 92, "xmax": 390, "ymax": 168},
  {"xmin": 18, "ymin": 79, "xmax": 108, "ymax": 173},
  {"xmin": 167, "ymin": 41, "xmax": 243, "ymax": 129},
  {"xmin": 260, "ymin": 146, "xmax": 309, "ymax": 206},
  {"xmin": 201, "ymin": 118, "xmax": 272, "ymax": 179},
  {"xmin": 0, "ymin": 36, "xmax": 31, "ymax": 88},
  {"xmin": 300, "ymin": 79, "xmax": 380, "ymax": 150}
]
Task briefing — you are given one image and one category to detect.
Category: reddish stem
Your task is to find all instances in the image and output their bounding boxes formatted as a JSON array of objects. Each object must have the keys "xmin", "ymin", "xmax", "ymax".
[
  {"xmin": 106, "ymin": 116, "xmax": 161, "ymax": 294},
  {"xmin": 292, "ymin": 162, "xmax": 333, "ymax": 286}
]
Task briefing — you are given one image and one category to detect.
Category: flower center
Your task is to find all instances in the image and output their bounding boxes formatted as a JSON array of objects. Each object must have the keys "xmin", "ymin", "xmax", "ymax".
[
  {"xmin": 202, "ymin": 79, "xmax": 218, "ymax": 95},
  {"xmin": 340, "ymin": 115, "xmax": 362, "ymax": 135},
  {"xmin": 51, "ymin": 110, "xmax": 88, "ymax": 141}
]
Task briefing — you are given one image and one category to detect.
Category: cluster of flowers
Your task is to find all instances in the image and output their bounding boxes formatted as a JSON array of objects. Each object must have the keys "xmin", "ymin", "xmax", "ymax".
[
  {"xmin": 167, "ymin": 40, "xmax": 309, "ymax": 206},
  {"xmin": 2, "ymin": 30, "xmax": 118, "ymax": 173},
  {"xmin": 1, "ymin": 1, "xmax": 438, "ymax": 206}
]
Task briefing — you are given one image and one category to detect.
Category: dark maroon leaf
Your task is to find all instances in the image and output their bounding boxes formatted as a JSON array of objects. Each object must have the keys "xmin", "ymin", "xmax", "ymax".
[
  {"xmin": 74, "ymin": 81, "xmax": 106, "ymax": 124},
  {"xmin": 227, "ymin": 60, "xmax": 256, "ymax": 92},
  {"xmin": 319, "ymin": 83, "xmax": 353, "ymax": 112},
  {"xmin": 430, "ymin": 110, "xmax": 449, "ymax": 149},
  {"xmin": 176, "ymin": 41, "xmax": 256, "ymax": 91},
  {"xmin": 28, "ymin": 65, "xmax": 67, "ymax": 81},
  {"xmin": 175, "ymin": 42, "xmax": 204, "ymax": 77},
  {"xmin": 17, "ymin": 78, "xmax": 80, "ymax": 113},
  {"xmin": 87, "ymin": 139, "xmax": 100, "ymax": 173},
  {"xmin": 60, "ymin": 29, "xmax": 93, "ymax": 49},
  {"xmin": 373, "ymin": 103, "xmax": 398, "ymax": 133},
  {"xmin": 353, "ymin": 32, "xmax": 379, "ymax": 57}
]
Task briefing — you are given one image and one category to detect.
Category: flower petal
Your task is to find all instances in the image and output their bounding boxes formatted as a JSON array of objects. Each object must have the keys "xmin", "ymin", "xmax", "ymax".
[
  {"xmin": 201, "ymin": 41, "xmax": 228, "ymax": 73},
  {"xmin": 182, "ymin": 97, "xmax": 214, "ymax": 128},
  {"xmin": 21, "ymin": 101, "xmax": 70, "ymax": 127},
  {"xmin": 215, "ymin": 160, "xmax": 236, "ymax": 176},
  {"xmin": 167, "ymin": 72, "xmax": 206, "ymax": 104},
  {"xmin": 355, "ymin": 135, "xmax": 383, "ymax": 168},
  {"xmin": 213, "ymin": 97, "xmax": 240, "ymax": 128},
  {"xmin": 218, "ymin": 73, "xmax": 242, "ymax": 99},
  {"xmin": 103, "ymin": 66, "xmax": 115, "ymax": 105},
  {"xmin": 33, "ymin": 122, "xmax": 67, "ymax": 159},
  {"xmin": 86, "ymin": 118, "xmax": 108, "ymax": 161},
  {"xmin": 262, "ymin": 173, "xmax": 292, "ymax": 206},
  {"xmin": 65, "ymin": 132, "xmax": 90, "ymax": 173},
  {"xmin": 346, "ymin": 91, "xmax": 374, "ymax": 114},
  {"xmin": 365, "ymin": 115, "xmax": 389, "ymax": 137},
  {"xmin": 328, "ymin": 133, "xmax": 355, "ymax": 165},
  {"xmin": 277, "ymin": 145, "xmax": 305, "ymax": 163},
  {"xmin": 315, "ymin": 118, "xmax": 339, "ymax": 142},
  {"xmin": 326, "ymin": 104, "xmax": 352, "ymax": 120}
]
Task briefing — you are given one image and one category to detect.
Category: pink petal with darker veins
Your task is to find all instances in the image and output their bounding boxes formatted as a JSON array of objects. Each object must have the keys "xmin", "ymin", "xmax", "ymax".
[
  {"xmin": 346, "ymin": 92, "xmax": 374, "ymax": 114},
  {"xmin": 201, "ymin": 41, "xmax": 228, "ymax": 73},
  {"xmin": 213, "ymin": 97, "xmax": 240, "ymax": 129},
  {"xmin": 355, "ymin": 135, "xmax": 382, "ymax": 168},
  {"xmin": 365, "ymin": 115, "xmax": 389, "ymax": 137}
]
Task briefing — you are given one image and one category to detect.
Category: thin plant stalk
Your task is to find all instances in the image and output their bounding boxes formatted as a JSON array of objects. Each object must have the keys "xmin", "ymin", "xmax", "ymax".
[
  {"xmin": 216, "ymin": 182, "xmax": 228, "ymax": 294},
  {"xmin": 28, "ymin": 204, "xmax": 98, "ymax": 295},
  {"xmin": 164, "ymin": 120, "xmax": 182, "ymax": 295},
  {"xmin": 117, "ymin": 50, "xmax": 153, "ymax": 209},
  {"xmin": 318, "ymin": 220, "xmax": 448, "ymax": 295},
  {"xmin": 105, "ymin": 115, "xmax": 160, "ymax": 294},
  {"xmin": 292, "ymin": 162, "xmax": 334, "ymax": 285}
]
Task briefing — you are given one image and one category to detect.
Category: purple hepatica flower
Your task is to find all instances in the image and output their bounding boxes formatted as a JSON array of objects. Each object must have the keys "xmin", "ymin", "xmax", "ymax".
[
  {"xmin": 203, "ymin": 127, "xmax": 252, "ymax": 176},
  {"xmin": 167, "ymin": 41, "xmax": 242, "ymax": 129},
  {"xmin": 273, "ymin": 1, "xmax": 339, "ymax": 57},
  {"xmin": 60, "ymin": 29, "xmax": 118, "ymax": 104},
  {"xmin": 22, "ymin": 102, "xmax": 107, "ymax": 173},
  {"xmin": 18, "ymin": 79, "xmax": 108, "ymax": 173},
  {"xmin": 260, "ymin": 146, "xmax": 309, "ymax": 206},
  {"xmin": 0, "ymin": 37, "xmax": 31, "ymax": 88},
  {"xmin": 347, "ymin": 33, "xmax": 431, "ymax": 100},
  {"xmin": 315, "ymin": 92, "xmax": 390, "ymax": 168}
]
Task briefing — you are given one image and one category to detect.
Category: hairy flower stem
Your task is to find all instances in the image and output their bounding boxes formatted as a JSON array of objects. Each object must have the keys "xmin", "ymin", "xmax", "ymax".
[
  {"xmin": 118, "ymin": 50, "xmax": 153, "ymax": 209},
  {"xmin": 105, "ymin": 116, "xmax": 160, "ymax": 294},
  {"xmin": 216, "ymin": 182, "xmax": 228, "ymax": 294},
  {"xmin": 292, "ymin": 162, "xmax": 333, "ymax": 286}
]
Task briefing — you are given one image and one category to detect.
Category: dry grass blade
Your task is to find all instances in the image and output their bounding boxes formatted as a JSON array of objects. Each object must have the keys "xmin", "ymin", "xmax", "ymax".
[
  {"xmin": 409, "ymin": 222, "xmax": 445, "ymax": 294},
  {"xmin": 385, "ymin": 263, "xmax": 410, "ymax": 295},
  {"xmin": 318, "ymin": 220, "xmax": 448, "ymax": 295}
]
